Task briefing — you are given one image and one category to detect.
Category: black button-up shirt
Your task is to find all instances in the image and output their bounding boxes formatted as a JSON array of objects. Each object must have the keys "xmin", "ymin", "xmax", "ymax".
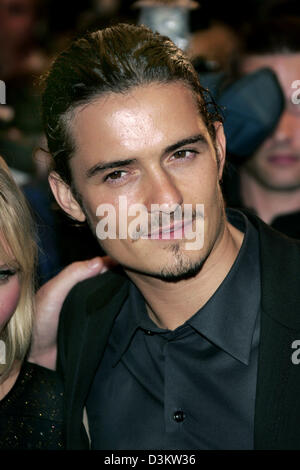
[{"xmin": 86, "ymin": 209, "xmax": 261, "ymax": 450}]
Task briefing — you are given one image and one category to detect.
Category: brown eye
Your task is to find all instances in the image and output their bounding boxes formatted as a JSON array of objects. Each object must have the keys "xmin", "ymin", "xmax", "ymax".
[
  {"xmin": 105, "ymin": 170, "xmax": 126, "ymax": 181},
  {"xmin": 172, "ymin": 150, "xmax": 197, "ymax": 160},
  {"xmin": 174, "ymin": 151, "xmax": 186, "ymax": 158}
]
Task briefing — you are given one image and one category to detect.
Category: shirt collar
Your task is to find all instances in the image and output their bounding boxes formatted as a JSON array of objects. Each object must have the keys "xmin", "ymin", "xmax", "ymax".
[
  {"xmin": 111, "ymin": 208, "xmax": 261, "ymax": 367},
  {"xmin": 187, "ymin": 209, "xmax": 261, "ymax": 365}
]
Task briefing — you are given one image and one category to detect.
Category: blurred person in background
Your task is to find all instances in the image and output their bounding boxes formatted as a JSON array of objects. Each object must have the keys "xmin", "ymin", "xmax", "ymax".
[
  {"xmin": 223, "ymin": 16, "xmax": 300, "ymax": 239},
  {"xmin": 187, "ymin": 18, "xmax": 240, "ymax": 74},
  {"xmin": 0, "ymin": 0, "xmax": 49, "ymax": 176},
  {"xmin": 0, "ymin": 0, "xmax": 48, "ymax": 81},
  {"xmin": 132, "ymin": 0, "xmax": 241, "ymax": 72}
]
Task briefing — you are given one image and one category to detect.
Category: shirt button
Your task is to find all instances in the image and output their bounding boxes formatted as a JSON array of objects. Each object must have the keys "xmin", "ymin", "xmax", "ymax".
[
  {"xmin": 146, "ymin": 330, "xmax": 153, "ymax": 335},
  {"xmin": 173, "ymin": 410, "xmax": 185, "ymax": 423}
]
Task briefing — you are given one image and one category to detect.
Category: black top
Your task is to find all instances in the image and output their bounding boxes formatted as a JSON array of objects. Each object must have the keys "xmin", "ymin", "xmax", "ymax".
[
  {"xmin": 0, "ymin": 361, "xmax": 65, "ymax": 450},
  {"xmin": 86, "ymin": 209, "xmax": 261, "ymax": 450}
]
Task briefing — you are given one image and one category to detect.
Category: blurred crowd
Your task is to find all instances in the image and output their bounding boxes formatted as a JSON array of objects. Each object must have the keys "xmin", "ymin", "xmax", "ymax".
[{"xmin": 1, "ymin": 0, "xmax": 300, "ymax": 285}]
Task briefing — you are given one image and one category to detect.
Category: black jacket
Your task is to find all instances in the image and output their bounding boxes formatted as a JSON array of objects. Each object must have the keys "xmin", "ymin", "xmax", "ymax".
[{"xmin": 57, "ymin": 213, "xmax": 300, "ymax": 449}]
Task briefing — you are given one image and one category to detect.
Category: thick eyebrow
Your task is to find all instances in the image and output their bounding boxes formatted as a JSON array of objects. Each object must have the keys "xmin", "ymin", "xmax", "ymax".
[
  {"xmin": 163, "ymin": 134, "xmax": 209, "ymax": 155},
  {"xmin": 85, "ymin": 134, "xmax": 208, "ymax": 179},
  {"xmin": 86, "ymin": 158, "xmax": 137, "ymax": 179}
]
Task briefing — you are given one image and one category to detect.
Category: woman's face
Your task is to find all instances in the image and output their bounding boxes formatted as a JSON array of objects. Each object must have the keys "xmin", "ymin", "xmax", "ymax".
[{"xmin": 0, "ymin": 244, "xmax": 21, "ymax": 332}]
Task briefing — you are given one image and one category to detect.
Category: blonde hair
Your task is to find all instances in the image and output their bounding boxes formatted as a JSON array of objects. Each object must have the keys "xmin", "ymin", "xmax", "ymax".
[{"xmin": 0, "ymin": 157, "xmax": 37, "ymax": 379}]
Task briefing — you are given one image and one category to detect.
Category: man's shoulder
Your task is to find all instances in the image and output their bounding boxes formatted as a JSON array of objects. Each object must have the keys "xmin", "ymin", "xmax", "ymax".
[
  {"xmin": 242, "ymin": 208, "xmax": 300, "ymax": 251},
  {"xmin": 74, "ymin": 267, "xmax": 127, "ymax": 294},
  {"xmin": 60, "ymin": 267, "xmax": 129, "ymax": 319},
  {"xmin": 246, "ymin": 209, "xmax": 300, "ymax": 279},
  {"xmin": 246, "ymin": 210, "xmax": 300, "ymax": 330}
]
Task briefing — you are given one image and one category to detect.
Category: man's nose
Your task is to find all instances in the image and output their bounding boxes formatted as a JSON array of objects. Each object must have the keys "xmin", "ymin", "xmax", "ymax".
[
  {"xmin": 272, "ymin": 109, "xmax": 298, "ymax": 144},
  {"xmin": 143, "ymin": 170, "xmax": 183, "ymax": 212}
]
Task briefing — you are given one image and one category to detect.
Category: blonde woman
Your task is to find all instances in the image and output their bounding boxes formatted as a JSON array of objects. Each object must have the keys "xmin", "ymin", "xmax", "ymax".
[
  {"xmin": 0, "ymin": 156, "xmax": 65, "ymax": 449},
  {"xmin": 0, "ymin": 156, "xmax": 110, "ymax": 449}
]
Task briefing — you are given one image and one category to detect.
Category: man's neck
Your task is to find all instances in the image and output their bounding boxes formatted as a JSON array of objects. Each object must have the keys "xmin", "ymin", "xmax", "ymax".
[
  {"xmin": 240, "ymin": 169, "xmax": 300, "ymax": 224},
  {"xmin": 126, "ymin": 220, "xmax": 244, "ymax": 331}
]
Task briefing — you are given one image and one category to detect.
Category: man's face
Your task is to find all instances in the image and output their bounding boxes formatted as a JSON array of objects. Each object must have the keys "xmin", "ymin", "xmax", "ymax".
[
  {"xmin": 51, "ymin": 82, "xmax": 226, "ymax": 281},
  {"xmin": 241, "ymin": 54, "xmax": 300, "ymax": 191}
]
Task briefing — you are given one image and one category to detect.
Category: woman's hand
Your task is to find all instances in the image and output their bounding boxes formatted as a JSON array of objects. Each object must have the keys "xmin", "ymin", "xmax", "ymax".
[{"xmin": 28, "ymin": 256, "xmax": 116, "ymax": 370}]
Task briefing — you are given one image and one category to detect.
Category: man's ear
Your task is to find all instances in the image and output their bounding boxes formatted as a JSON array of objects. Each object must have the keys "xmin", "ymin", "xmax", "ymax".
[
  {"xmin": 48, "ymin": 171, "xmax": 86, "ymax": 222},
  {"xmin": 213, "ymin": 121, "xmax": 226, "ymax": 181}
]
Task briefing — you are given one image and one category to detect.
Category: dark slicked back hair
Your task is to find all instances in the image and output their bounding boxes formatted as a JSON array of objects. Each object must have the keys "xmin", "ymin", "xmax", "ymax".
[{"xmin": 41, "ymin": 23, "xmax": 221, "ymax": 186}]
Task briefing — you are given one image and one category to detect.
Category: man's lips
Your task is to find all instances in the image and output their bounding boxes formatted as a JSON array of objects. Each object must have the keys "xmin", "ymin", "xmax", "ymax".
[
  {"xmin": 145, "ymin": 219, "xmax": 194, "ymax": 239},
  {"xmin": 267, "ymin": 154, "xmax": 300, "ymax": 166}
]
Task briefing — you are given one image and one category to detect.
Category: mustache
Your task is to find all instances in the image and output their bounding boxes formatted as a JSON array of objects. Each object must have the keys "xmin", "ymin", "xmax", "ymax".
[{"xmin": 129, "ymin": 206, "xmax": 204, "ymax": 240}]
